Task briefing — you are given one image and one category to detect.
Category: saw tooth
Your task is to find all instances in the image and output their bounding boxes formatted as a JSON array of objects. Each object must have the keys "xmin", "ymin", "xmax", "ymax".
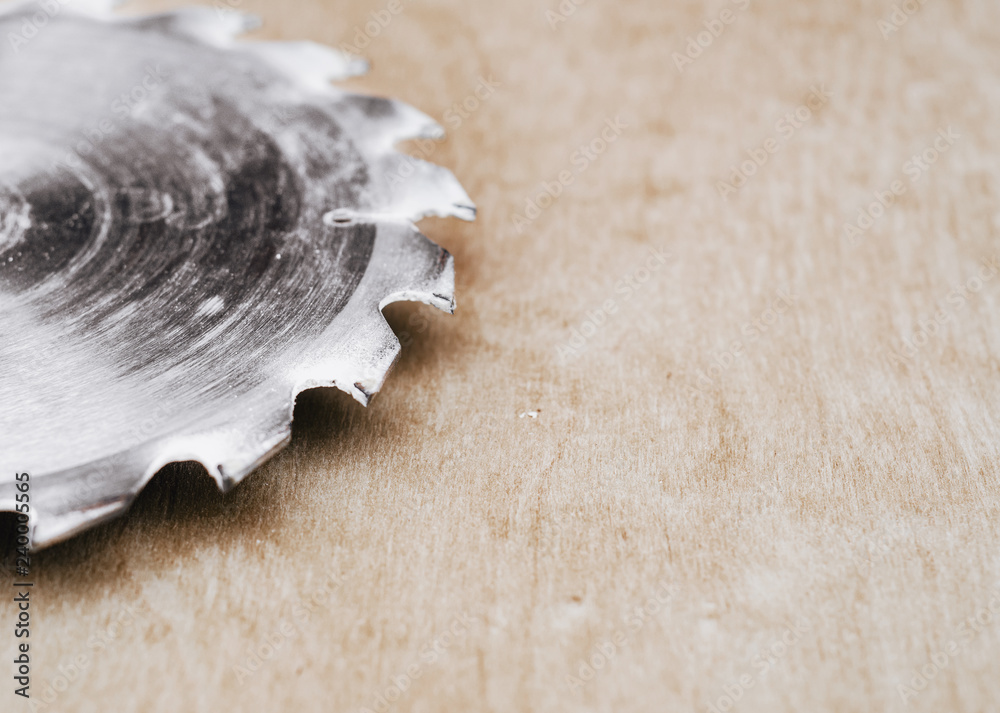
[
  {"xmin": 376, "ymin": 223, "xmax": 456, "ymax": 313},
  {"xmin": 292, "ymin": 308, "xmax": 401, "ymax": 407},
  {"xmin": 341, "ymin": 313, "xmax": 401, "ymax": 405},
  {"xmin": 131, "ymin": 6, "xmax": 261, "ymax": 44},
  {"xmin": 32, "ymin": 500, "xmax": 125, "ymax": 549},
  {"xmin": 152, "ymin": 415, "xmax": 293, "ymax": 492},
  {"xmin": 327, "ymin": 93, "xmax": 445, "ymax": 149},
  {"xmin": 371, "ymin": 152, "xmax": 477, "ymax": 222},
  {"xmin": 287, "ymin": 221, "xmax": 454, "ymax": 407},
  {"xmin": 4, "ymin": 449, "xmax": 149, "ymax": 548},
  {"xmin": 240, "ymin": 41, "xmax": 369, "ymax": 89}
]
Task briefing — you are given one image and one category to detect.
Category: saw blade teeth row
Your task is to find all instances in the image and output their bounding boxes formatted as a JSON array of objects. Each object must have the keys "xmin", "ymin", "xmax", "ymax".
[
  {"xmin": 29, "ymin": 227, "xmax": 460, "ymax": 543},
  {"xmin": 137, "ymin": 10, "xmax": 473, "ymax": 225},
  {"xmin": 308, "ymin": 95, "xmax": 476, "ymax": 223},
  {"xmin": 149, "ymin": 415, "xmax": 293, "ymax": 493},
  {"xmin": 0, "ymin": 3, "xmax": 474, "ymax": 549}
]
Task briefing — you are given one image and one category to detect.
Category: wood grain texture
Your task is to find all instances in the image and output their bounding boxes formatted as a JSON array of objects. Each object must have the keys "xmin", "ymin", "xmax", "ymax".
[{"xmin": 4, "ymin": 0, "xmax": 1000, "ymax": 711}]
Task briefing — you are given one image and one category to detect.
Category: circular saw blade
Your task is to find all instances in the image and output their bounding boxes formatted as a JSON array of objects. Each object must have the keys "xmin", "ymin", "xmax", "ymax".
[{"xmin": 0, "ymin": 1, "xmax": 475, "ymax": 547}]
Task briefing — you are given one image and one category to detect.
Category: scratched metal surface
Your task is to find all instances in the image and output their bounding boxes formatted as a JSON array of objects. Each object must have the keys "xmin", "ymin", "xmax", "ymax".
[{"xmin": 0, "ymin": 1, "xmax": 474, "ymax": 546}]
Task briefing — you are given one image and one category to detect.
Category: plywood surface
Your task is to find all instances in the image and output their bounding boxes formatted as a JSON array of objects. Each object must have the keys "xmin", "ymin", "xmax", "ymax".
[{"xmin": 4, "ymin": 0, "xmax": 1000, "ymax": 711}]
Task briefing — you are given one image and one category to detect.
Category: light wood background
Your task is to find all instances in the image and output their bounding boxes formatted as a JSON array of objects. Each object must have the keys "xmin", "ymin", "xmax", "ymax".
[{"xmin": 5, "ymin": 0, "xmax": 1000, "ymax": 711}]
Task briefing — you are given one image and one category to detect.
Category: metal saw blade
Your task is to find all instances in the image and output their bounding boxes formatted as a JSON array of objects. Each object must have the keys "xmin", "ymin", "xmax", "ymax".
[{"xmin": 0, "ymin": 1, "xmax": 475, "ymax": 548}]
